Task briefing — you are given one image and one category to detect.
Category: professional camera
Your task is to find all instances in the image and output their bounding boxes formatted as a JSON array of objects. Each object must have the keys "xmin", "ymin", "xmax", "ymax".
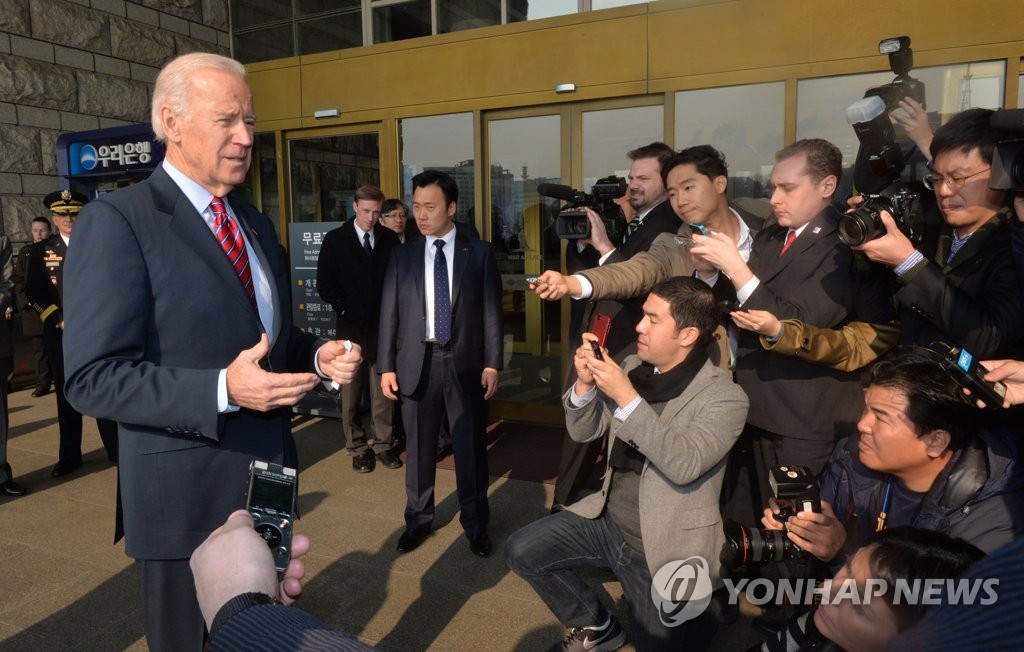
[
  {"xmin": 990, "ymin": 108, "xmax": 1024, "ymax": 192},
  {"xmin": 537, "ymin": 176, "xmax": 627, "ymax": 241},
  {"xmin": 721, "ymin": 466, "xmax": 821, "ymax": 569},
  {"xmin": 846, "ymin": 36, "xmax": 926, "ymax": 195},
  {"xmin": 246, "ymin": 460, "xmax": 297, "ymax": 572},
  {"xmin": 838, "ymin": 181, "xmax": 924, "ymax": 246}
]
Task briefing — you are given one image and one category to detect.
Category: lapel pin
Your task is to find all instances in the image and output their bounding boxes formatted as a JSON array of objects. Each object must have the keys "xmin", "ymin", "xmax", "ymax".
[{"xmin": 812, "ymin": 227, "xmax": 821, "ymax": 234}]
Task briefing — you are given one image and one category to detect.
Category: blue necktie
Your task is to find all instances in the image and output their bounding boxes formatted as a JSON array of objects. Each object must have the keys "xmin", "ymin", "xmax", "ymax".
[
  {"xmin": 433, "ymin": 240, "xmax": 451, "ymax": 345},
  {"xmin": 363, "ymin": 231, "xmax": 372, "ymax": 256}
]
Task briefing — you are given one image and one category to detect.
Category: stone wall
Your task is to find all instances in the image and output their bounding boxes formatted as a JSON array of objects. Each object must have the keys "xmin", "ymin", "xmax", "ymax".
[{"xmin": 0, "ymin": 0, "xmax": 229, "ymax": 242}]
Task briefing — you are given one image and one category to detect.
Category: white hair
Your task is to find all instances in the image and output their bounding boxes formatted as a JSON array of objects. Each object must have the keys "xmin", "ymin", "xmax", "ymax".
[{"xmin": 151, "ymin": 52, "xmax": 247, "ymax": 142}]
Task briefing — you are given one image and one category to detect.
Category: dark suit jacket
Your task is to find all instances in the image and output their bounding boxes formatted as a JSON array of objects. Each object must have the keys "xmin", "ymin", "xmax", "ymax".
[
  {"xmin": 604, "ymin": 199, "xmax": 680, "ymax": 264},
  {"xmin": 316, "ymin": 219, "xmax": 400, "ymax": 362},
  {"xmin": 0, "ymin": 236, "xmax": 11, "ymax": 359},
  {"xmin": 377, "ymin": 228, "xmax": 503, "ymax": 397},
  {"xmin": 208, "ymin": 604, "xmax": 374, "ymax": 652},
  {"xmin": 61, "ymin": 165, "xmax": 320, "ymax": 559},
  {"xmin": 737, "ymin": 206, "xmax": 889, "ymax": 441},
  {"xmin": 14, "ymin": 241, "xmax": 43, "ymax": 337},
  {"xmin": 897, "ymin": 211, "xmax": 1024, "ymax": 358}
]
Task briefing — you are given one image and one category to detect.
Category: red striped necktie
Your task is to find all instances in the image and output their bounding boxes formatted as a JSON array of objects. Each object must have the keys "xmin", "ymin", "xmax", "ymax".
[{"xmin": 210, "ymin": 197, "xmax": 257, "ymax": 308}]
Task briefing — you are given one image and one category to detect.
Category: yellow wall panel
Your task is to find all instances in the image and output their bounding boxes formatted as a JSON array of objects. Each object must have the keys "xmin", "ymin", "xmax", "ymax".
[
  {"xmin": 650, "ymin": 0, "xmax": 1024, "ymax": 84},
  {"xmin": 298, "ymin": 15, "xmax": 647, "ymax": 120},
  {"xmin": 247, "ymin": 66, "xmax": 302, "ymax": 123}
]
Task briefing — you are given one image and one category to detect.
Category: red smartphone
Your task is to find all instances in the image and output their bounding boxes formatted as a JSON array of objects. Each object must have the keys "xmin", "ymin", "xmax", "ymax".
[{"xmin": 590, "ymin": 314, "xmax": 612, "ymax": 359}]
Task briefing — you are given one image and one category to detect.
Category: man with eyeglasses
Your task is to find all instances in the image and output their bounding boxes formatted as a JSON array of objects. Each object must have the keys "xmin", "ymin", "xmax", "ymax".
[{"xmin": 855, "ymin": 108, "xmax": 1024, "ymax": 358}]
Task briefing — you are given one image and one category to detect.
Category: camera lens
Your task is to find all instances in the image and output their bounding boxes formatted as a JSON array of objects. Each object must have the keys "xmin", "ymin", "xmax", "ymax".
[
  {"xmin": 838, "ymin": 207, "xmax": 884, "ymax": 246},
  {"xmin": 721, "ymin": 522, "xmax": 791, "ymax": 567}
]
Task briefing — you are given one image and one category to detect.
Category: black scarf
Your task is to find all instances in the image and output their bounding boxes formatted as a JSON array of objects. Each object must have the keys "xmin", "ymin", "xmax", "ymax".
[{"xmin": 608, "ymin": 347, "xmax": 709, "ymax": 473}]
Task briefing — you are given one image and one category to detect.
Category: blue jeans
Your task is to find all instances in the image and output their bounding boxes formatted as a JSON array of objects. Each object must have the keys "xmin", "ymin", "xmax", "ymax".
[{"xmin": 505, "ymin": 510, "xmax": 716, "ymax": 650}]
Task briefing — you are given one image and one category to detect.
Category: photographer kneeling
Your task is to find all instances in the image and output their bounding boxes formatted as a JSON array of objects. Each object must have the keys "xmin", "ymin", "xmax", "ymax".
[
  {"xmin": 762, "ymin": 353, "xmax": 1024, "ymax": 562},
  {"xmin": 505, "ymin": 277, "xmax": 748, "ymax": 651}
]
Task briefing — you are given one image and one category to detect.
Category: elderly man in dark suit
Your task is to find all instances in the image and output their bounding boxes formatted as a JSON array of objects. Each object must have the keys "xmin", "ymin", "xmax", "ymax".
[
  {"xmin": 61, "ymin": 53, "xmax": 361, "ymax": 651},
  {"xmin": 378, "ymin": 170, "xmax": 503, "ymax": 558},
  {"xmin": 317, "ymin": 184, "xmax": 402, "ymax": 473}
]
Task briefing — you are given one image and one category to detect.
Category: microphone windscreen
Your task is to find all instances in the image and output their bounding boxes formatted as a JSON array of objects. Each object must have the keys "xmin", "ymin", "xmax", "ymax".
[{"xmin": 536, "ymin": 183, "xmax": 577, "ymax": 201}]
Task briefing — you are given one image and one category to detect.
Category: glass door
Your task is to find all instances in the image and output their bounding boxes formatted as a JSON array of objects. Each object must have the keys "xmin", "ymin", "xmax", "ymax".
[
  {"xmin": 287, "ymin": 125, "xmax": 383, "ymax": 223},
  {"xmin": 486, "ymin": 108, "xmax": 568, "ymax": 422}
]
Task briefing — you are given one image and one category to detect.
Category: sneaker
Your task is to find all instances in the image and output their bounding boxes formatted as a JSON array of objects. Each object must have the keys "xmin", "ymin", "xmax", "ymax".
[{"xmin": 561, "ymin": 616, "xmax": 626, "ymax": 651}]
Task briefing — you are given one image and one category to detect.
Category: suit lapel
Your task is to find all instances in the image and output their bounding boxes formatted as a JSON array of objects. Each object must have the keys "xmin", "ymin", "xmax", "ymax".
[
  {"xmin": 231, "ymin": 198, "xmax": 280, "ymax": 342},
  {"xmin": 150, "ymin": 168, "xmax": 260, "ymax": 322},
  {"xmin": 412, "ymin": 238, "xmax": 426, "ymax": 316},
  {"xmin": 451, "ymin": 232, "xmax": 471, "ymax": 308},
  {"xmin": 757, "ymin": 212, "xmax": 834, "ymax": 283}
]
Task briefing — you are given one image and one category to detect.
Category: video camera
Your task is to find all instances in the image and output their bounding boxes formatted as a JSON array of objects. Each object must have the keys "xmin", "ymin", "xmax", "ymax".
[
  {"xmin": 721, "ymin": 466, "xmax": 821, "ymax": 569},
  {"xmin": 841, "ymin": 36, "xmax": 928, "ymax": 246},
  {"xmin": 991, "ymin": 108, "xmax": 1024, "ymax": 192},
  {"xmin": 537, "ymin": 176, "xmax": 628, "ymax": 241}
]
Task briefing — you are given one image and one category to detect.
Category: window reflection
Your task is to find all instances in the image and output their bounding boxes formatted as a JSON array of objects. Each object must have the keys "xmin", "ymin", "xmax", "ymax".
[
  {"xmin": 373, "ymin": 0, "xmax": 432, "ymax": 43},
  {"xmin": 298, "ymin": 11, "xmax": 361, "ymax": 55},
  {"xmin": 288, "ymin": 134, "xmax": 380, "ymax": 223},
  {"xmin": 508, "ymin": 0, "xmax": 576, "ymax": 22},
  {"xmin": 440, "ymin": 0, "xmax": 501, "ymax": 33},
  {"xmin": 797, "ymin": 61, "xmax": 1005, "ymax": 169},
  {"xmin": 676, "ymin": 83, "xmax": 784, "ymax": 199},
  {"xmin": 399, "ymin": 113, "xmax": 475, "ymax": 227},
  {"xmin": 582, "ymin": 105, "xmax": 663, "ymax": 189},
  {"xmin": 798, "ymin": 61, "xmax": 1004, "ymax": 198},
  {"xmin": 489, "ymin": 114, "xmax": 563, "ymax": 406}
]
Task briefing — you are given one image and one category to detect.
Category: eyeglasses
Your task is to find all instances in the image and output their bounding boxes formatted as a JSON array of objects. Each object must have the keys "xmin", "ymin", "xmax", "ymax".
[
  {"xmin": 922, "ymin": 167, "xmax": 990, "ymax": 191},
  {"xmin": 380, "ymin": 212, "xmax": 404, "ymax": 222}
]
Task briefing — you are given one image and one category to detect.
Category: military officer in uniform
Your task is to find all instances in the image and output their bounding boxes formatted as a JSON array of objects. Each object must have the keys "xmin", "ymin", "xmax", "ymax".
[
  {"xmin": 14, "ymin": 216, "xmax": 54, "ymax": 397},
  {"xmin": 26, "ymin": 190, "xmax": 118, "ymax": 476}
]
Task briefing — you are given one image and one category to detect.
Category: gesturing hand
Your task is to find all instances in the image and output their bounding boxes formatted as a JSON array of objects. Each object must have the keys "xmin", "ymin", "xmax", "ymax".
[{"xmin": 226, "ymin": 334, "xmax": 319, "ymax": 411}]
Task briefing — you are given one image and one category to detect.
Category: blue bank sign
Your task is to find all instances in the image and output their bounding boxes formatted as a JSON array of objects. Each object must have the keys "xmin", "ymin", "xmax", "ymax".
[
  {"xmin": 58, "ymin": 124, "xmax": 165, "ymax": 179},
  {"xmin": 68, "ymin": 137, "xmax": 156, "ymax": 175}
]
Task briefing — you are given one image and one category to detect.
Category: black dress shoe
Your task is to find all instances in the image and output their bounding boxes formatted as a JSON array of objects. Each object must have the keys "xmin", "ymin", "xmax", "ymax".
[
  {"xmin": 468, "ymin": 531, "xmax": 491, "ymax": 558},
  {"xmin": 31, "ymin": 386, "xmax": 51, "ymax": 398},
  {"xmin": 376, "ymin": 450, "xmax": 403, "ymax": 469},
  {"xmin": 0, "ymin": 480, "xmax": 27, "ymax": 497},
  {"xmin": 352, "ymin": 450, "xmax": 375, "ymax": 473},
  {"xmin": 51, "ymin": 459, "xmax": 83, "ymax": 477},
  {"xmin": 435, "ymin": 445, "xmax": 453, "ymax": 463},
  {"xmin": 396, "ymin": 527, "xmax": 430, "ymax": 553}
]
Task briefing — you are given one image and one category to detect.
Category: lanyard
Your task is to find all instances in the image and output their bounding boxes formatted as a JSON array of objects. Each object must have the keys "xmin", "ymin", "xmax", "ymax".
[{"xmin": 876, "ymin": 476, "xmax": 894, "ymax": 532}]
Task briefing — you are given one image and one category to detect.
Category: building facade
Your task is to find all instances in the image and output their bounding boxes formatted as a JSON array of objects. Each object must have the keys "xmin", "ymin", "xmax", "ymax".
[
  {"xmin": 0, "ymin": 0, "xmax": 229, "ymax": 243},
  {"xmin": 2, "ymin": 0, "xmax": 1022, "ymax": 423}
]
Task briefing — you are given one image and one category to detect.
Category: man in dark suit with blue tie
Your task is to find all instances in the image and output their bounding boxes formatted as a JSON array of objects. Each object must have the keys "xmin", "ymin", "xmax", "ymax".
[
  {"xmin": 378, "ymin": 170, "xmax": 503, "ymax": 558},
  {"xmin": 60, "ymin": 53, "xmax": 362, "ymax": 651}
]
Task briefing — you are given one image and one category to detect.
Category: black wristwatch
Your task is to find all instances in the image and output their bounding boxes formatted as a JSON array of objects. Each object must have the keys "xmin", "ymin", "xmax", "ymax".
[{"xmin": 209, "ymin": 592, "xmax": 280, "ymax": 638}]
